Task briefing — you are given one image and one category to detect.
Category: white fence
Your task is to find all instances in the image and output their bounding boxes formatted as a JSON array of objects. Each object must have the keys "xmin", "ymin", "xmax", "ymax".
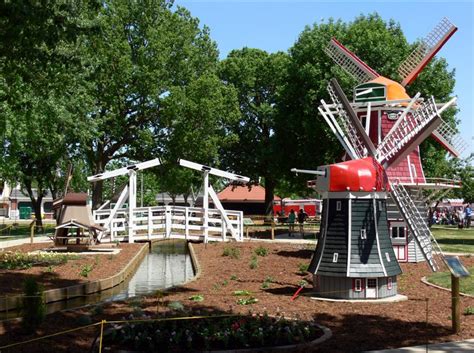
[{"xmin": 93, "ymin": 205, "xmax": 244, "ymax": 243}]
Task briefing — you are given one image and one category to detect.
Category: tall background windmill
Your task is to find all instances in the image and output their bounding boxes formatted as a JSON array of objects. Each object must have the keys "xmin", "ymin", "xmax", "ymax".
[{"xmin": 322, "ymin": 17, "xmax": 466, "ymax": 265}]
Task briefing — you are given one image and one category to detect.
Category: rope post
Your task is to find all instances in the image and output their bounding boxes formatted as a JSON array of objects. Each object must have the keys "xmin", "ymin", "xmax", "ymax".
[
  {"xmin": 99, "ymin": 319, "xmax": 106, "ymax": 352},
  {"xmin": 271, "ymin": 222, "xmax": 275, "ymax": 240},
  {"xmin": 452, "ymin": 274, "xmax": 460, "ymax": 333}
]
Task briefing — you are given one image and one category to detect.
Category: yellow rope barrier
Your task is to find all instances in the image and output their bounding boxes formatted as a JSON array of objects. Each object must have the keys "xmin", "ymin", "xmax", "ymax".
[
  {"xmin": 99, "ymin": 319, "xmax": 105, "ymax": 353},
  {"xmin": 0, "ymin": 322, "xmax": 101, "ymax": 350}
]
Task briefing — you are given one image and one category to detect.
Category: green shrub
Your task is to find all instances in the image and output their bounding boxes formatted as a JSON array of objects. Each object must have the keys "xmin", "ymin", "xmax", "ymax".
[
  {"xmin": 79, "ymin": 264, "xmax": 93, "ymax": 277},
  {"xmin": 77, "ymin": 314, "xmax": 92, "ymax": 326},
  {"xmin": 230, "ymin": 274, "xmax": 238, "ymax": 281},
  {"xmin": 168, "ymin": 301, "xmax": 184, "ymax": 311},
  {"xmin": 254, "ymin": 246, "xmax": 269, "ymax": 257},
  {"xmin": 21, "ymin": 278, "xmax": 46, "ymax": 333},
  {"xmin": 465, "ymin": 306, "xmax": 474, "ymax": 315},
  {"xmin": 0, "ymin": 252, "xmax": 79, "ymax": 270},
  {"xmin": 233, "ymin": 290, "xmax": 252, "ymax": 296},
  {"xmin": 298, "ymin": 262, "xmax": 309, "ymax": 274},
  {"xmin": 189, "ymin": 294, "xmax": 204, "ymax": 302},
  {"xmin": 222, "ymin": 247, "xmax": 240, "ymax": 259},
  {"xmin": 249, "ymin": 255, "xmax": 258, "ymax": 269},
  {"xmin": 261, "ymin": 276, "xmax": 275, "ymax": 289},
  {"xmin": 236, "ymin": 297, "xmax": 258, "ymax": 305}
]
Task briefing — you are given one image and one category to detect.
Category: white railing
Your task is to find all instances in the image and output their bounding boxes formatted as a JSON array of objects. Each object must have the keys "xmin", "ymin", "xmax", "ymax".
[{"xmin": 93, "ymin": 205, "xmax": 244, "ymax": 243}]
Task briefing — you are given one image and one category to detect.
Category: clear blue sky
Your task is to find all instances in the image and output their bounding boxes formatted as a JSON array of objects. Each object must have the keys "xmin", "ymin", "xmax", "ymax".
[{"xmin": 177, "ymin": 0, "xmax": 474, "ymax": 158}]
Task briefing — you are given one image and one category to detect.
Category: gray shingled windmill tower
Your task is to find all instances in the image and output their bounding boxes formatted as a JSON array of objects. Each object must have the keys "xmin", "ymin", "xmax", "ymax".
[
  {"xmin": 320, "ymin": 18, "xmax": 466, "ymax": 265},
  {"xmin": 307, "ymin": 73, "xmax": 453, "ymax": 299}
]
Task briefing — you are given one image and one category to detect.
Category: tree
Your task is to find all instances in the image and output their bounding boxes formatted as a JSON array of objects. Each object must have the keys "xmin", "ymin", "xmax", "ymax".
[
  {"xmin": 219, "ymin": 48, "xmax": 290, "ymax": 218},
  {"xmin": 81, "ymin": 0, "xmax": 228, "ymax": 208},
  {"xmin": 0, "ymin": 1, "xmax": 98, "ymax": 228},
  {"xmin": 280, "ymin": 13, "xmax": 457, "ymax": 195}
]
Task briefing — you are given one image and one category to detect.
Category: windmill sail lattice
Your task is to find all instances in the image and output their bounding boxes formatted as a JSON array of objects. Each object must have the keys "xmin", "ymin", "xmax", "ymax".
[
  {"xmin": 325, "ymin": 38, "xmax": 379, "ymax": 84},
  {"xmin": 433, "ymin": 122, "xmax": 469, "ymax": 157},
  {"xmin": 398, "ymin": 17, "xmax": 457, "ymax": 86},
  {"xmin": 375, "ymin": 96, "xmax": 442, "ymax": 168},
  {"xmin": 390, "ymin": 183, "xmax": 445, "ymax": 271}
]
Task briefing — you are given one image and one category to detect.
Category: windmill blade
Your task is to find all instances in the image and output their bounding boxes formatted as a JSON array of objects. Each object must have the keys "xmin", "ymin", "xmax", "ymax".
[
  {"xmin": 376, "ymin": 96, "xmax": 442, "ymax": 169},
  {"xmin": 325, "ymin": 38, "xmax": 380, "ymax": 84},
  {"xmin": 398, "ymin": 18, "xmax": 457, "ymax": 87},
  {"xmin": 326, "ymin": 78, "xmax": 377, "ymax": 158},
  {"xmin": 390, "ymin": 182, "xmax": 446, "ymax": 272}
]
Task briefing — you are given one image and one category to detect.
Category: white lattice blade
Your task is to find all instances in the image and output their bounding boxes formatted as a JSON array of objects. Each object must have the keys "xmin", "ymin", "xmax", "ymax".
[
  {"xmin": 319, "ymin": 104, "xmax": 360, "ymax": 160},
  {"xmin": 325, "ymin": 38, "xmax": 379, "ymax": 84},
  {"xmin": 179, "ymin": 159, "xmax": 250, "ymax": 182},
  {"xmin": 399, "ymin": 18, "xmax": 457, "ymax": 86},
  {"xmin": 377, "ymin": 96, "xmax": 442, "ymax": 168}
]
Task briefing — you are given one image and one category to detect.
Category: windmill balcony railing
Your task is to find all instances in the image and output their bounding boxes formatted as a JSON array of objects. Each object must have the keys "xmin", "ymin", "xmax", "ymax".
[
  {"xmin": 93, "ymin": 205, "xmax": 244, "ymax": 242},
  {"xmin": 389, "ymin": 177, "xmax": 461, "ymax": 188}
]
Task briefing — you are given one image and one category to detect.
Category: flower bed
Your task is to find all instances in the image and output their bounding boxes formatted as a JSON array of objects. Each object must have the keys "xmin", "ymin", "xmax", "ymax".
[{"xmin": 105, "ymin": 314, "xmax": 323, "ymax": 352}]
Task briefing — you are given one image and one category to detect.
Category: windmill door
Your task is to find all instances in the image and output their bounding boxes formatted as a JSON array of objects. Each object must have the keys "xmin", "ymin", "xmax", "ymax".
[{"xmin": 366, "ymin": 278, "xmax": 378, "ymax": 299}]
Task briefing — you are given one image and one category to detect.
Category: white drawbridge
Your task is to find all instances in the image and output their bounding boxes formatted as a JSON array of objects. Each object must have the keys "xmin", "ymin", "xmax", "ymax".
[{"xmin": 88, "ymin": 159, "xmax": 249, "ymax": 243}]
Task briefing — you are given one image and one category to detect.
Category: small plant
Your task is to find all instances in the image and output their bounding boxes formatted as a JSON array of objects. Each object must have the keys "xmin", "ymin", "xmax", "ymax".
[
  {"xmin": 298, "ymin": 279, "xmax": 309, "ymax": 288},
  {"xmin": 222, "ymin": 246, "xmax": 240, "ymax": 259},
  {"xmin": 261, "ymin": 276, "xmax": 275, "ymax": 289},
  {"xmin": 46, "ymin": 265, "xmax": 54, "ymax": 273},
  {"xmin": 189, "ymin": 294, "xmax": 204, "ymax": 302},
  {"xmin": 168, "ymin": 301, "xmax": 185, "ymax": 311},
  {"xmin": 77, "ymin": 314, "xmax": 92, "ymax": 326},
  {"xmin": 21, "ymin": 278, "xmax": 46, "ymax": 333},
  {"xmin": 254, "ymin": 246, "xmax": 269, "ymax": 257},
  {"xmin": 212, "ymin": 282, "xmax": 221, "ymax": 291},
  {"xmin": 79, "ymin": 264, "xmax": 93, "ymax": 278},
  {"xmin": 236, "ymin": 297, "xmax": 258, "ymax": 305},
  {"xmin": 230, "ymin": 274, "xmax": 238, "ymax": 281},
  {"xmin": 249, "ymin": 255, "xmax": 258, "ymax": 269},
  {"xmin": 298, "ymin": 262, "xmax": 309, "ymax": 274},
  {"xmin": 92, "ymin": 304, "xmax": 104, "ymax": 316},
  {"xmin": 465, "ymin": 306, "xmax": 474, "ymax": 315},
  {"xmin": 233, "ymin": 290, "xmax": 252, "ymax": 296}
]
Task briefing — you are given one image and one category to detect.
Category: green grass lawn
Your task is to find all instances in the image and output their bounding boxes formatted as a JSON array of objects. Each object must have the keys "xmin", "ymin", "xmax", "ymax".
[
  {"xmin": 431, "ymin": 225, "xmax": 474, "ymax": 254},
  {"xmin": 427, "ymin": 266, "xmax": 474, "ymax": 295},
  {"xmin": 0, "ymin": 223, "xmax": 55, "ymax": 241}
]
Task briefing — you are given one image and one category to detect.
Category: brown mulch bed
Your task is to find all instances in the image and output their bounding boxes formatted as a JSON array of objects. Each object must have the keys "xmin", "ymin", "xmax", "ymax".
[
  {"xmin": 0, "ymin": 242, "xmax": 144, "ymax": 294},
  {"xmin": 1, "ymin": 241, "xmax": 474, "ymax": 352}
]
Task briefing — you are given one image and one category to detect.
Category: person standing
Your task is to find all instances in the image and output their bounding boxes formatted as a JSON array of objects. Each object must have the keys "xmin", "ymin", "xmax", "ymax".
[
  {"xmin": 465, "ymin": 205, "xmax": 472, "ymax": 229},
  {"xmin": 298, "ymin": 209, "xmax": 308, "ymax": 236},
  {"xmin": 288, "ymin": 209, "xmax": 296, "ymax": 237}
]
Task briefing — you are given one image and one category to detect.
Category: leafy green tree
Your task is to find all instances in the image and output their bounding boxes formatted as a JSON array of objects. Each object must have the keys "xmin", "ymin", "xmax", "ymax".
[
  {"xmin": 0, "ymin": 1, "xmax": 98, "ymax": 227},
  {"xmin": 81, "ymin": 0, "xmax": 229, "ymax": 207},
  {"xmin": 219, "ymin": 48, "xmax": 290, "ymax": 217},
  {"xmin": 280, "ymin": 13, "xmax": 457, "ymax": 194}
]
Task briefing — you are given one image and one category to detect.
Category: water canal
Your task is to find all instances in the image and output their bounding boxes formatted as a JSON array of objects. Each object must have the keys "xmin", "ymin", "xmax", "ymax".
[{"xmin": 1, "ymin": 240, "xmax": 194, "ymax": 320}]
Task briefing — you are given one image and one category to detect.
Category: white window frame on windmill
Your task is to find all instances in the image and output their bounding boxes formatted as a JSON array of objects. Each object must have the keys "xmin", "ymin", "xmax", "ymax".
[
  {"xmin": 360, "ymin": 228, "xmax": 367, "ymax": 240},
  {"xmin": 390, "ymin": 222, "xmax": 406, "ymax": 239},
  {"xmin": 336, "ymin": 201, "xmax": 342, "ymax": 211},
  {"xmin": 332, "ymin": 253, "xmax": 339, "ymax": 263}
]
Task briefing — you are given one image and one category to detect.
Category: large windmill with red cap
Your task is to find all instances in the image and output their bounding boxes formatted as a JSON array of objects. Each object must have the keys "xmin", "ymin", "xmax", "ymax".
[
  {"xmin": 320, "ymin": 17, "xmax": 466, "ymax": 266},
  {"xmin": 307, "ymin": 73, "xmax": 452, "ymax": 299}
]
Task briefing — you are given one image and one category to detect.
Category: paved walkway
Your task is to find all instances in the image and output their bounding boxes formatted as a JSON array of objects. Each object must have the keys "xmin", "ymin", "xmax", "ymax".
[
  {"xmin": 0, "ymin": 236, "xmax": 51, "ymax": 249},
  {"xmin": 365, "ymin": 339, "xmax": 474, "ymax": 352}
]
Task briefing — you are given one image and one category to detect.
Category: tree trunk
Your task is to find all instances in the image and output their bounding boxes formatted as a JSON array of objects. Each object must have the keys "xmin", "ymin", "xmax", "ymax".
[
  {"xmin": 264, "ymin": 177, "xmax": 276, "ymax": 224},
  {"xmin": 91, "ymin": 157, "xmax": 106, "ymax": 209},
  {"xmin": 33, "ymin": 196, "xmax": 44, "ymax": 233}
]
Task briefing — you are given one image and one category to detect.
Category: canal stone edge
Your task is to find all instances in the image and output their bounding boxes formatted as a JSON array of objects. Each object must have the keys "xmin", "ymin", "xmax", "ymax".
[{"xmin": 0, "ymin": 243, "xmax": 149, "ymax": 312}]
